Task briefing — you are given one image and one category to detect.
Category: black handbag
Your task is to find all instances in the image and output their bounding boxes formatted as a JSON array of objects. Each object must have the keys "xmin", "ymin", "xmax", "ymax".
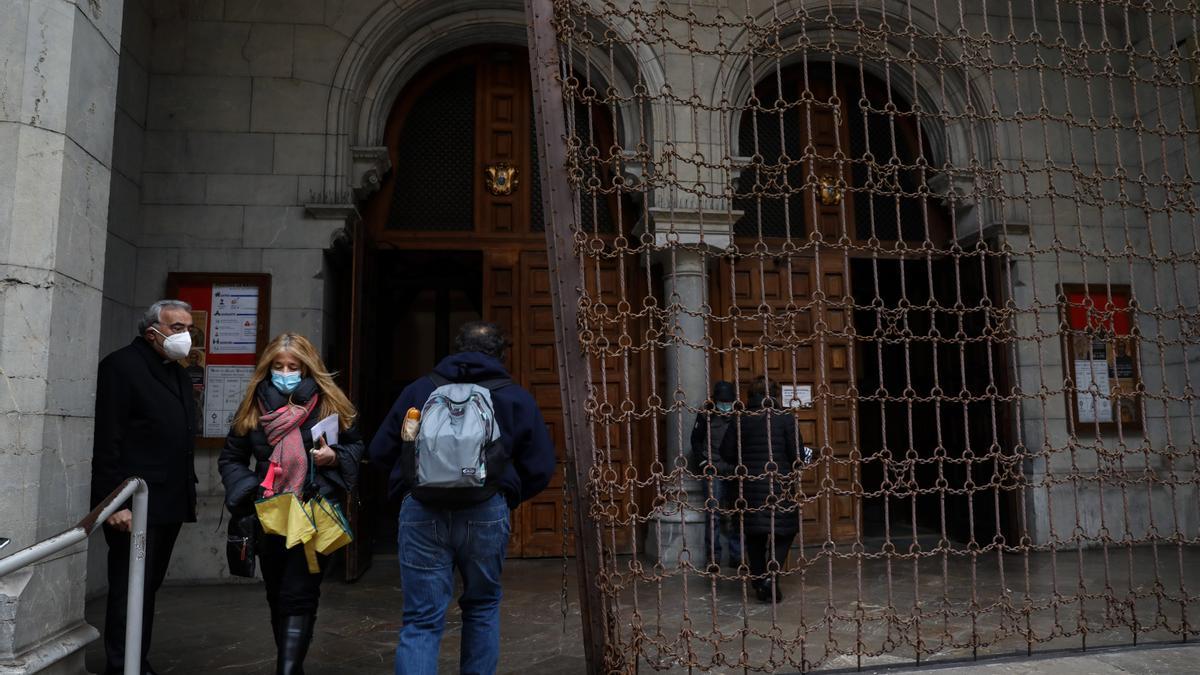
[{"xmin": 225, "ymin": 514, "xmax": 258, "ymax": 578}]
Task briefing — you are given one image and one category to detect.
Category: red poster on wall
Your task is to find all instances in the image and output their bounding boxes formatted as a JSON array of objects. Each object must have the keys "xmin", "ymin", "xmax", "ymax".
[
  {"xmin": 1065, "ymin": 290, "xmax": 1132, "ymax": 335},
  {"xmin": 167, "ymin": 273, "xmax": 271, "ymax": 443},
  {"xmin": 1060, "ymin": 285, "xmax": 1141, "ymax": 432}
]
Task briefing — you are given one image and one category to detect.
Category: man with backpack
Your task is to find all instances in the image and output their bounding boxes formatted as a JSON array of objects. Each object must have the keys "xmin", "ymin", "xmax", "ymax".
[{"xmin": 368, "ymin": 322, "xmax": 556, "ymax": 675}]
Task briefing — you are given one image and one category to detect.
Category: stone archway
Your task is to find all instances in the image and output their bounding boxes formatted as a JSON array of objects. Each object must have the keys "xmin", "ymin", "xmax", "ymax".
[{"xmin": 312, "ymin": 0, "xmax": 659, "ymax": 208}]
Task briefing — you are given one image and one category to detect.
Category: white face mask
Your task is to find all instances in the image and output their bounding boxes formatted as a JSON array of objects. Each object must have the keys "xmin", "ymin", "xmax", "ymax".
[{"xmin": 153, "ymin": 328, "xmax": 192, "ymax": 361}]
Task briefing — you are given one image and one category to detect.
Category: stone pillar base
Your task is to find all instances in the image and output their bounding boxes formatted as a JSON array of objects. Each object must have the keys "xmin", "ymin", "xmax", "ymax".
[
  {"xmin": 644, "ymin": 511, "xmax": 708, "ymax": 567},
  {"xmin": 0, "ymin": 623, "xmax": 96, "ymax": 675}
]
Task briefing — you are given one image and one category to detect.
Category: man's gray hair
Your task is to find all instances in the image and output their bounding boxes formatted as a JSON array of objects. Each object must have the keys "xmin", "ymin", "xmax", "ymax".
[{"xmin": 138, "ymin": 299, "xmax": 193, "ymax": 334}]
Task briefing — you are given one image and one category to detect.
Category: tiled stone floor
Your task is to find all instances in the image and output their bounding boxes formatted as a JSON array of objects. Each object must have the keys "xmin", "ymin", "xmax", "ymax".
[
  {"xmin": 85, "ymin": 556, "xmax": 587, "ymax": 674},
  {"xmin": 84, "ymin": 547, "xmax": 1200, "ymax": 673}
]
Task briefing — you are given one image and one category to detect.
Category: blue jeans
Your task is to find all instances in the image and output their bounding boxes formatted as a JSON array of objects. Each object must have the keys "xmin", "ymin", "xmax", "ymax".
[{"xmin": 395, "ymin": 493, "xmax": 510, "ymax": 675}]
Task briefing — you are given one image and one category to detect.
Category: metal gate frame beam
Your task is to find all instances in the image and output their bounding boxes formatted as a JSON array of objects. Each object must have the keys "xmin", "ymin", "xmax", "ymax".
[{"xmin": 525, "ymin": 0, "xmax": 609, "ymax": 671}]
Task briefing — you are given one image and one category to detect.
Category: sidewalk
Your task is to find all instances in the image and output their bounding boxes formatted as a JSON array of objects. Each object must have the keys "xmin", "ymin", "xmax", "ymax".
[
  {"xmin": 879, "ymin": 642, "xmax": 1200, "ymax": 674},
  {"xmin": 84, "ymin": 556, "xmax": 1196, "ymax": 673}
]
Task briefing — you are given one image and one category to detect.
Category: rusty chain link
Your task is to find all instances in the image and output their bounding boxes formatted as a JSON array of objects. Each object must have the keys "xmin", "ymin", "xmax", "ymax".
[{"xmin": 537, "ymin": 0, "xmax": 1200, "ymax": 671}]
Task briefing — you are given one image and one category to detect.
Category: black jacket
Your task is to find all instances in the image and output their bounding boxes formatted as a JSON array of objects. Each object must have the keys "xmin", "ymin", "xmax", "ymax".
[
  {"xmin": 690, "ymin": 406, "xmax": 734, "ymax": 474},
  {"xmin": 368, "ymin": 352, "xmax": 556, "ymax": 509},
  {"xmin": 218, "ymin": 378, "xmax": 364, "ymax": 516},
  {"xmin": 718, "ymin": 403, "xmax": 803, "ymax": 536},
  {"xmin": 91, "ymin": 338, "xmax": 198, "ymax": 525}
]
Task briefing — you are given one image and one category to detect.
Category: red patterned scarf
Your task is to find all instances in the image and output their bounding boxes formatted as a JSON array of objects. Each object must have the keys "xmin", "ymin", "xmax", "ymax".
[{"xmin": 258, "ymin": 395, "xmax": 319, "ymax": 497}]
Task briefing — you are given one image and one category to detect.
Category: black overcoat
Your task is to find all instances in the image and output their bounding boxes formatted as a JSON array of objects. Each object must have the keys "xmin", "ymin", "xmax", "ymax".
[
  {"xmin": 91, "ymin": 337, "xmax": 198, "ymax": 525},
  {"xmin": 718, "ymin": 404, "xmax": 803, "ymax": 536}
]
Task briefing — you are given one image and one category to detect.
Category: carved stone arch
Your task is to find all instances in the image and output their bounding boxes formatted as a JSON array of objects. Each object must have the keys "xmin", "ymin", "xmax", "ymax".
[
  {"xmin": 560, "ymin": 11, "xmax": 668, "ymax": 182},
  {"xmin": 316, "ymin": 0, "xmax": 661, "ymax": 205},
  {"xmin": 716, "ymin": 0, "xmax": 995, "ymax": 220}
]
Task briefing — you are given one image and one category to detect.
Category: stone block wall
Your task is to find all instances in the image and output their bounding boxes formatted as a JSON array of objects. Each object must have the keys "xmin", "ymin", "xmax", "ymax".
[
  {"xmin": 86, "ymin": 0, "xmax": 1200, "ymax": 597},
  {"xmin": 1, "ymin": 0, "xmax": 126, "ymax": 671},
  {"xmin": 92, "ymin": 0, "xmax": 377, "ymax": 585}
]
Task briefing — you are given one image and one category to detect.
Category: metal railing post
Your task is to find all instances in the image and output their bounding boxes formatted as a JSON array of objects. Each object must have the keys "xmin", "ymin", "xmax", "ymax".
[
  {"xmin": 0, "ymin": 478, "xmax": 149, "ymax": 675},
  {"xmin": 123, "ymin": 482, "xmax": 149, "ymax": 675}
]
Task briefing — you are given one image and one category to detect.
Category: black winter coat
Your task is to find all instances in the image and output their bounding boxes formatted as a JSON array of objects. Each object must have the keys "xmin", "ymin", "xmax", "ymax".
[
  {"xmin": 718, "ymin": 404, "xmax": 803, "ymax": 536},
  {"xmin": 218, "ymin": 379, "xmax": 364, "ymax": 516},
  {"xmin": 690, "ymin": 407, "xmax": 734, "ymax": 474},
  {"xmin": 91, "ymin": 338, "xmax": 198, "ymax": 526}
]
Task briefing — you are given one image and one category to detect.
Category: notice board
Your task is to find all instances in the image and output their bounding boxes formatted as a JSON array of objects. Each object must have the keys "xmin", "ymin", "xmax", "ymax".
[
  {"xmin": 166, "ymin": 273, "xmax": 271, "ymax": 445},
  {"xmin": 1059, "ymin": 284, "xmax": 1142, "ymax": 434}
]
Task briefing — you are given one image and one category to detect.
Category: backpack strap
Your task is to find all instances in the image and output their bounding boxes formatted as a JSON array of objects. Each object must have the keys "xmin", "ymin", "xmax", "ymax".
[{"xmin": 428, "ymin": 373, "xmax": 451, "ymax": 387}]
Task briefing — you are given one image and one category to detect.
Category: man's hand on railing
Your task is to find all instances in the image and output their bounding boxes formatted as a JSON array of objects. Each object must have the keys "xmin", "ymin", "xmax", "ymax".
[{"xmin": 106, "ymin": 509, "xmax": 133, "ymax": 532}]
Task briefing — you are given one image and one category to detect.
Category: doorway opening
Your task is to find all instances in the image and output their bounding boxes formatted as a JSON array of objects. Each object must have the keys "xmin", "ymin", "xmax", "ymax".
[
  {"xmin": 852, "ymin": 256, "xmax": 1016, "ymax": 547},
  {"xmin": 359, "ymin": 249, "xmax": 484, "ymax": 553}
]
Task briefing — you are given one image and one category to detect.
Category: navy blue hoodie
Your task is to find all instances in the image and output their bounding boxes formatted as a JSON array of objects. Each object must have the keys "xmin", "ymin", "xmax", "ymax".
[{"xmin": 368, "ymin": 351, "xmax": 556, "ymax": 509}]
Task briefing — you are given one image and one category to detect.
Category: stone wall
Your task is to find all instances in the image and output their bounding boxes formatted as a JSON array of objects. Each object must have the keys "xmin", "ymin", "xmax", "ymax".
[
  {"xmin": 90, "ymin": 0, "xmax": 365, "ymax": 585},
  {"xmin": 1, "ymin": 0, "xmax": 125, "ymax": 671},
  {"xmin": 89, "ymin": 0, "xmax": 1200, "ymax": 595},
  {"xmin": 86, "ymin": 0, "xmax": 152, "ymax": 601}
]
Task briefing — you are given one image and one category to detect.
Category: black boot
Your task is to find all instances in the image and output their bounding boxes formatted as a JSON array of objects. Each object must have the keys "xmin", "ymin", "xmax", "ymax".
[{"xmin": 276, "ymin": 614, "xmax": 315, "ymax": 675}]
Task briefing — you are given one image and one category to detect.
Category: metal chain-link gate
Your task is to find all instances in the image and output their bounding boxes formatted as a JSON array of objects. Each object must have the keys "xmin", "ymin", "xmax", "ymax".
[{"xmin": 526, "ymin": 0, "xmax": 1200, "ymax": 671}]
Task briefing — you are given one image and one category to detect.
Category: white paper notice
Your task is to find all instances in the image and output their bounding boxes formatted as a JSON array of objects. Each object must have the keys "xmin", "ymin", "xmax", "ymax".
[
  {"xmin": 211, "ymin": 285, "xmax": 259, "ymax": 354},
  {"xmin": 203, "ymin": 365, "xmax": 254, "ymax": 436},
  {"xmin": 1074, "ymin": 359, "xmax": 1113, "ymax": 423},
  {"xmin": 781, "ymin": 384, "xmax": 814, "ymax": 409},
  {"xmin": 309, "ymin": 413, "xmax": 340, "ymax": 447}
]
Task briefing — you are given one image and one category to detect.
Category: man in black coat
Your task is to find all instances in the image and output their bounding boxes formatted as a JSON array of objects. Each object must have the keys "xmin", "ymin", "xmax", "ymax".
[
  {"xmin": 719, "ymin": 376, "xmax": 803, "ymax": 604},
  {"xmin": 91, "ymin": 299, "xmax": 199, "ymax": 675},
  {"xmin": 690, "ymin": 380, "xmax": 741, "ymax": 567}
]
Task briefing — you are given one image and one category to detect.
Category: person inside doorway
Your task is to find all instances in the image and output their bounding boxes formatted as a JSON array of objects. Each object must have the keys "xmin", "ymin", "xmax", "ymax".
[
  {"xmin": 368, "ymin": 321, "xmax": 556, "ymax": 675},
  {"xmin": 691, "ymin": 380, "xmax": 741, "ymax": 568},
  {"xmin": 719, "ymin": 376, "xmax": 803, "ymax": 603},
  {"xmin": 218, "ymin": 333, "xmax": 363, "ymax": 674}
]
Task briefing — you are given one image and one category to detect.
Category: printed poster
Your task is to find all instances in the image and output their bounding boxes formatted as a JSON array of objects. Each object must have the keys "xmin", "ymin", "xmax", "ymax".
[
  {"xmin": 1074, "ymin": 359, "xmax": 1112, "ymax": 423},
  {"xmin": 781, "ymin": 384, "xmax": 814, "ymax": 409},
  {"xmin": 203, "ymin": 365, "xmax": 255, "ymax": 437},
  {"xmin": 211, "ymin": 285, "xmax": 259, "ymax": 354}
]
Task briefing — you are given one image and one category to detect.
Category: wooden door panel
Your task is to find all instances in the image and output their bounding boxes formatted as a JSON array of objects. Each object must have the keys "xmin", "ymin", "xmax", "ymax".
[
  {"xmin": 475, "ymin": 49, "xmax": 531, "ymax": 234},
  {"xmin": 479, "ymin": 197, "xmax": 642, "ymax": 558},
  {"xmin": 518, "ymin": 250, "xmax": 569, "ymax": 557},
  {"xmin": 719, "ymin": 254, "xmax": 859, "ymax": 544}
]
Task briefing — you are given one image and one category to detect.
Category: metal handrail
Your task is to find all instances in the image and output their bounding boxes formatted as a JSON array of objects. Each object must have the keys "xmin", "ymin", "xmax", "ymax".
[{"xmin": 0, "ymin": 478, "xmax": 148, "ymax": 675}]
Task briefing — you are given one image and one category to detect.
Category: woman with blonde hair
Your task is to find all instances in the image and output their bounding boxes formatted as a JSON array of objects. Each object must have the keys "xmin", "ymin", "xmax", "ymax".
[{"xmin": 218, "ymin": 333, "xmax": 363, "ymax": 674}]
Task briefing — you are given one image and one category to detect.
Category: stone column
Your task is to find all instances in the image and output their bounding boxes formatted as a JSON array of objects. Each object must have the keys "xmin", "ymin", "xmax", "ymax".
[
  {"xmin": 642, "ymin": 206, "xmax": 739, "ymax": 567},
  {"xmin": 0, "ymin": 1, "xmax": 124, "ymax": 672}
]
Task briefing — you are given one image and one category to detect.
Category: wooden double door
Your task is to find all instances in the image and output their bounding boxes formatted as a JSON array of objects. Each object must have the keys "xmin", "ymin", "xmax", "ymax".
[
  {"xmin": 357, "ymin": 45, "xmax": 605, "ymax": 557},
  {"xmin": 716, "ymin": 71, "xmax": 864, "ymax": 544}
]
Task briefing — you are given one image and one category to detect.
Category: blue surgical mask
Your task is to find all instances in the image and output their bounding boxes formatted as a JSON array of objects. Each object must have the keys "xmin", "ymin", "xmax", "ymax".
[
  {"xmin": 715, "ymin": 402, "xmax": 734, "ymax": 413},
  {"xmin": 271, "ymin": 369, "xmax": 302, "ymax": 394}
]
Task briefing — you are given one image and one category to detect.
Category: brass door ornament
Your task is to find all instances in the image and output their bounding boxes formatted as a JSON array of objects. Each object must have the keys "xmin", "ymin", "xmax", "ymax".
[
  {"xmin": 484, "ymin": 162, "xmax": 519, "ymax": 196},
  {"xmin": 818, "ymin": 174, "xmax": 844, "ymax": 206}
]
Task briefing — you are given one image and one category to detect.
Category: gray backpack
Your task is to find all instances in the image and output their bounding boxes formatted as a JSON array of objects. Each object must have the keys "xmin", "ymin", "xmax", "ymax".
[{"xmin": 411, "ymin": 375, "xmax": 510, "ymax": 503}]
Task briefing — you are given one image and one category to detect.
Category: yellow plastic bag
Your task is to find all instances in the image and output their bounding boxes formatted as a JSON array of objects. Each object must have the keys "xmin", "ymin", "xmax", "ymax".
[
  {"xmin": 305, "ymin": 496, "xmax": 353, "ymax": 557},
  {"xmin": 255, "ymin": 492, "xmax": 298, "ymax": 537},
  {"xmin": 255, "ymin": 492, "xmax": 317, "ymax": 551},
  {"xmin": 257, "ymin": 492, "xmax": 352, "ymax": 573}
]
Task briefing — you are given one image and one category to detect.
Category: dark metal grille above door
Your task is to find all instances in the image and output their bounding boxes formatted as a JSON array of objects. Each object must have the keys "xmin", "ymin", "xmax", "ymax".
[{"xmin": 387, "ymin": 65, "xmax": 476, "ymax": 230}]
